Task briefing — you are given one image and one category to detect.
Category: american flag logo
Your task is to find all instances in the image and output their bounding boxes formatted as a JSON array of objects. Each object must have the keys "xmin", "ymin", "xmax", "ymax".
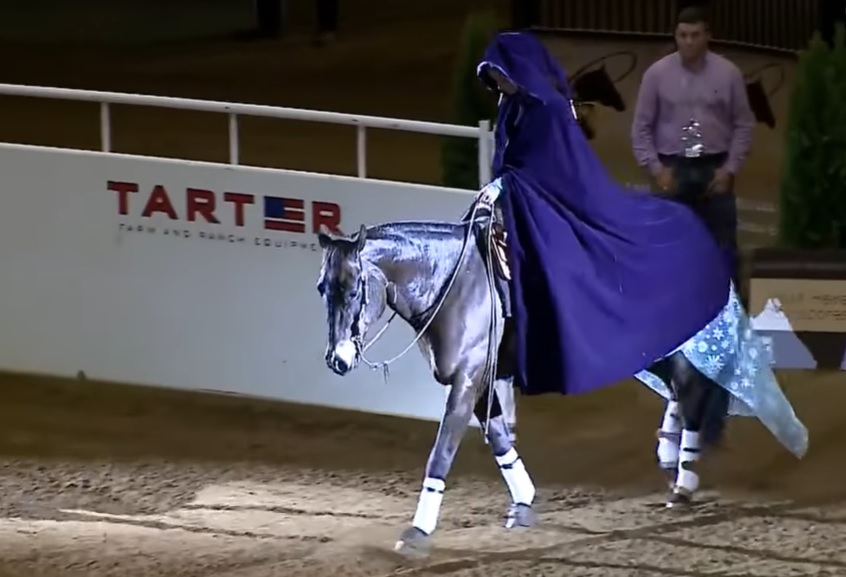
[{"xmin": 263, "ymin": 196, "xmax": 305, "ymax": 233}]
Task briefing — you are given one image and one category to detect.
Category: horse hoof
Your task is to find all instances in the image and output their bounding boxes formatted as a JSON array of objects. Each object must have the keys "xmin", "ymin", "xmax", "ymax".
[
  {"xmin": 504, "ymin": 503, "xmax": 535, "ymax": 529},
  {"xmin": 393, "ymin": 526, "xmax": 431, "ymax": 558},
  {"xmin": 665, "ymin": 489, "xmax": 693, "ymax": 509}
]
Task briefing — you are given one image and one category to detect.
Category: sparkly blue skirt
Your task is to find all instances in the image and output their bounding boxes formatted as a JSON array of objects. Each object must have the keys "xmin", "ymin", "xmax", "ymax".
[{"xmin": 635, "ymin": 284, "xmax": 808, "ymax": 458}]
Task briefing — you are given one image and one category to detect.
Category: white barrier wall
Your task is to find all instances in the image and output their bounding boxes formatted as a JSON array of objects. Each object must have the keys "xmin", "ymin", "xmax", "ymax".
[{"xmin": 0, "ymin": 143, "xmax": 475, "ymax": 421}]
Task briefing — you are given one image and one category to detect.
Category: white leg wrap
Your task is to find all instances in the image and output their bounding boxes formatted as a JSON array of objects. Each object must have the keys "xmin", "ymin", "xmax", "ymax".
[
  {"xmin": 676, "ymin": 429, "xmax": 701, "ymax": 494},
  {"xmin": 495, "ymin": 448, "xmax": 535, "ymax": 505},
  {"xmin": 411, "ymin": 477, "xmax": 445, "ymax": 535},
  {"xmin": 656, "ymin": 401, "xmax": 681, "ymax": 469}
]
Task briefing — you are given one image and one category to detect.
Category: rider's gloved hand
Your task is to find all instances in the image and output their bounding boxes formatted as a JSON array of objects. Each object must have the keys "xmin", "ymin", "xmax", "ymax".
[{"xmin": 477, "ymin": 178, "xmax": 503, "ymax": 209}]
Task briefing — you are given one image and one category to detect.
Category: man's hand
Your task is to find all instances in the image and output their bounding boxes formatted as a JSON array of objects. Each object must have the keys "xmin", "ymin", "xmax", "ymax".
[
  {"xmin": 653, "ymin": 166, "xmax": 676, "ymax": 195},
  {"xmin": 708, "ymin": 167, "xmax": 733, "ymax": 195}
]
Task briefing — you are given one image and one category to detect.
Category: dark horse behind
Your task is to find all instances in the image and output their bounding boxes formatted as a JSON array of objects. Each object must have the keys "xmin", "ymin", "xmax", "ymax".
[{"xmin": 316, "ymin": 213, "xmax": 744, "ymax": 557}]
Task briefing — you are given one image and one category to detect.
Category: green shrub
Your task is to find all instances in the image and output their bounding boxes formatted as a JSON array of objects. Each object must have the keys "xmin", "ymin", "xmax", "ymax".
[
  {"xmin": 779, "ymin": 25, "xmax": 846, "ymax": 248},
  {"xmin": 440, "ymin": 11, "xmax": 498, "ymax": 190}
]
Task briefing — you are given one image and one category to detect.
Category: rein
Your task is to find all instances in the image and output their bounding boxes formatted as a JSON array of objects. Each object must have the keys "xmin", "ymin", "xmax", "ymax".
[
  {"xmin": 351, "ymin": 201, "xmax": 503, "ymax": 437},
  {"xmin": 352, "ymin": 201, "xmax": 493, "ymax": 379}
]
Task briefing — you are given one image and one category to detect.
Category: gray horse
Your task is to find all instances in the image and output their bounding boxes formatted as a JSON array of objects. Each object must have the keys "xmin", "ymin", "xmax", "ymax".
[{"xmin": 316, "ymin": 219, "xmax": 807, "ymax": 558}]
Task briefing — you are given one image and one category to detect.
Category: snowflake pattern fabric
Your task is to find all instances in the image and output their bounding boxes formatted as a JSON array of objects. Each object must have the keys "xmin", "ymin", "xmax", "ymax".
[{"xmin": 635, "ymin": 284, "xmax": 808, "ymax": 458}]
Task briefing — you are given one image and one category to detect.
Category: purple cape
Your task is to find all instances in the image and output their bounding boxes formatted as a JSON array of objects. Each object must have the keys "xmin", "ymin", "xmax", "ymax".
[{"xmin": 479, "ymin": 32, "xmax": 730, "ymax": 395}]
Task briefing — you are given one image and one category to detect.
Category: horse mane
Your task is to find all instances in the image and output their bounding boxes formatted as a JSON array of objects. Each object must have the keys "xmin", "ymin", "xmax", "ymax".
[
  {"xmin": 367, "ymin": 220, "xmax": 466, "ymax": 240},
  {"xmin": 320, "ymin": 219, "xmax": 468, "ymax": 269}
]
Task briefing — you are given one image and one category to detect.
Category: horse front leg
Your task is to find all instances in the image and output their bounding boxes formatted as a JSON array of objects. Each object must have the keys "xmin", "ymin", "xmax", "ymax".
[
  {"xmin": 394, "ymin": 373, "xmax": 477, "ymax": 557},
  {"xmin": 473, "ymin": 388, "xmax": 535, "ymax": 529}
]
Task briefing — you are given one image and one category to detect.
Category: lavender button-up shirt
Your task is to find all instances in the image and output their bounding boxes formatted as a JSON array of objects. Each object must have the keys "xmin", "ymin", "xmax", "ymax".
[{"xmin": 631, "ymin": 51, "xmax": 754, "ymax": 175}]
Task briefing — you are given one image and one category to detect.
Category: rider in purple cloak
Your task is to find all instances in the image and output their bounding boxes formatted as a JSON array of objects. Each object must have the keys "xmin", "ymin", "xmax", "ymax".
[{"xmin": 475, "ymin": 31, "xmax": 731, "ymax": 396}]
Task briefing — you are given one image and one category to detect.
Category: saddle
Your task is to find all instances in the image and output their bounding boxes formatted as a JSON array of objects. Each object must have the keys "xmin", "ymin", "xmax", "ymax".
[
  {"xmin": 468, "ymin": 203, "xmax": 513, "ymax": 317},
  {"xmin": 491, "ymin": 221, "xmax": 511, "ymax": 281},
  {"xmin": 483, "ymin": 205, "xmax": 510, "ymax": 281}
]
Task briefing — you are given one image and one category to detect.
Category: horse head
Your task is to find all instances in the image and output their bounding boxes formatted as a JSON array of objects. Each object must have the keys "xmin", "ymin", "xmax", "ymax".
[
  {"xmin": 317, "ymin": 224, "xmax": 388, "ymax": 376},
  {"xmin": 745, "ymin": 77, "xmax": 776, "ymax": 129},
  {"xmin": 570, "ymin": 65, "xmax": 626, "ymax": 112},
  {"xmin": 743, "ymin": 61, "xmax": 785, "ymax": 130}
]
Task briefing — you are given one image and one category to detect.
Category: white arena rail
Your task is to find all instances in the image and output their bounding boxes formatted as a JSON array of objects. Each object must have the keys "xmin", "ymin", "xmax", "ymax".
[
  {"xmin": 0, "ymin": 83, "xmax": 777, "ymax": 240},
  {"xmin": 0, "ymin": 83, "xmax": 494, "ymax": 186}
]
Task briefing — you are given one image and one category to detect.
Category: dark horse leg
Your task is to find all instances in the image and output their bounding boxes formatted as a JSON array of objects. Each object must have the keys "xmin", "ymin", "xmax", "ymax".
[
  {"xmin": 649, "ymin": 351, "xmax": 730, "ymax": 507},
  {"xmin": 493, "ymin": 377, "xmax": 518, "ymax": 444},
  {"xmin": 473, "ymin": 385, "xmax": 535, "ymax": 528},
  {"xmin": 493, "ymin": 318, "xmax": 519, "ymax": 443},
  {"xmin": 394, "ymin": 320, "xmax": 526, "ymax": 556},
  {"xmin": 394, "ymin": 370, "xmax": 480, "ymax": 557}
]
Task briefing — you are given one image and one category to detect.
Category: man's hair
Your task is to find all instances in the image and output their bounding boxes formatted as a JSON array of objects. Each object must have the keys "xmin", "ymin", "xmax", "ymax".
[{"xmin": 676, "ymin": 5, "xmax": 710, "ymax": 29}]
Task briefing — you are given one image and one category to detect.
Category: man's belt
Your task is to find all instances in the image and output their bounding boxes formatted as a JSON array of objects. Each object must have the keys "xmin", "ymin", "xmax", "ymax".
[{"xmin": 659, "ymin": 152, "xmax": 728, "ymax": 166}]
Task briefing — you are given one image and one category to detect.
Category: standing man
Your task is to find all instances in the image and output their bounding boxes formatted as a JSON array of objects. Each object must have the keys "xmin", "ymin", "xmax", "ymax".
[{"xmin": 631, "ymin": 5, "xmax": 754, "ymax": 283}]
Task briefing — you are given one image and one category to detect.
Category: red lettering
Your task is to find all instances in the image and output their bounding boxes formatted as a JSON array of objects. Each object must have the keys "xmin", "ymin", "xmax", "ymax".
[
  {"xmin": 108, "ymin": 180, "xmax": 138, "ymax": 215},
  {"xmin": 312, "ymin": 201, "xmax": 342, "ymax": 234},
  {"xmin": 186, "ymin": 188, "xmax": 219, "ymax": 224},
  {"xmin": 223, "ymin": 192, "xmax": 255, "ymax": 227},
  {"xmin": 141, "ymin": 185, "xmax": 178, "ymax": 219}
]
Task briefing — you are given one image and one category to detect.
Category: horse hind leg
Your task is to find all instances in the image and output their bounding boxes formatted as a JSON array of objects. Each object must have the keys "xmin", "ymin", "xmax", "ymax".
[
  {"xmin": 666, "ymin": 352, "xmax": 730, "ymax": 508},
  {"xmin": 494, "ymin": 319, "xmax": 519, "ymax": 444},
  {"xmin": 473, "ymin": 387, "xmax": 535, "ymax": 529},
  {"xmin": 493, "ymin": 377, "xmax": 518, "ymax": 444},
  {"xmin": 646, "ymin": 358, "xmax": 681, "ymax": 489},
  {"xmin": 656, "ymin": 399, "xmax": 682, "ymax": 490}
]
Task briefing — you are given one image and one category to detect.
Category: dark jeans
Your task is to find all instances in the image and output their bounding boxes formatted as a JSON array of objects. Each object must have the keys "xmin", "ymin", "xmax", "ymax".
[{"xmin": 658, "ymin": 153, "xmax": 739, "ymax": 285}]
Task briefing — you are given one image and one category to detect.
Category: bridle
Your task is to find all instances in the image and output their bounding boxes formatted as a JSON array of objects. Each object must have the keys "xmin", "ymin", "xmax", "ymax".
[
  {"xmin": 341, "ymin": 200, "xmax": 503, "ymax": 437},
  {"xmin": 348, "ymin": 255, "xmax": 397, "ymax": 368},
  {"xmin": 346, "ymin": 233, "xmax": 471, "ymax": 380}
]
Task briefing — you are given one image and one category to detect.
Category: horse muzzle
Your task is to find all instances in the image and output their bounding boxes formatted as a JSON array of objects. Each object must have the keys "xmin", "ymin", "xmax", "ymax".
[{"xmin": 327, "ymin": 339, "xmax": 359, "ymax": 376}]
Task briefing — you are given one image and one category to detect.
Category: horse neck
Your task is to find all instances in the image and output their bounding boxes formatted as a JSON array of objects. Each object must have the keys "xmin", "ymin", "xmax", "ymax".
[{"xmin": 362, "ymin": 229, "xmax": 464, "ymax": 325}]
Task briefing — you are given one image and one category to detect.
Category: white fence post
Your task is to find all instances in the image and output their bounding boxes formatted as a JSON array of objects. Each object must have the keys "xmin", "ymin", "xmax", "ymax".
[
  {"xmin": 228, "ymin": 113, "xmax": 239, "ymax": 165},
  {"xmin": 477, "ymin": 119, "xmax": 492, "ymax": 187},
  {"xmin": 356, "ymin": 125, "xmax": 367, "ymax": 178},
  {"xmin": 100, "ymin": 102, "xmax": 111, "ymax": 152}
]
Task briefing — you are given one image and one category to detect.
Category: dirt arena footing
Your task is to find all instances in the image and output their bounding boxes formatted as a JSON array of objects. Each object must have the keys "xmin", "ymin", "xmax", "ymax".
[{"xmin": 0, "ymin": 370, "xmax": 843, "ymax": 576}]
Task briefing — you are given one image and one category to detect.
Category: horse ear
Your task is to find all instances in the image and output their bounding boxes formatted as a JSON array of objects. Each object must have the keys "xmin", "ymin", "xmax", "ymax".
[
  {"xmin": 356, "ymin": 224, "xmax": 367, "ymax": 251},
  {"xmin": 317, "ymin": 226, "xmax": 333, "ymax": 249}
]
